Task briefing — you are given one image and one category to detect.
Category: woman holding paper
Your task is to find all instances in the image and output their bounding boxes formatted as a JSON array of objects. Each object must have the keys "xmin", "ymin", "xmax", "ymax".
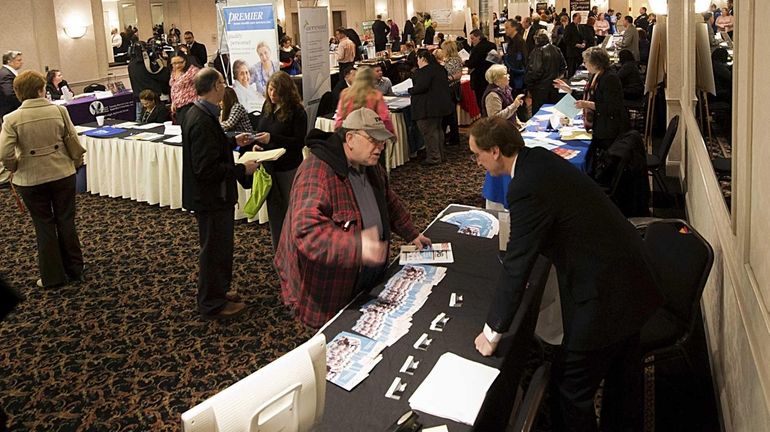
[
  {"xmin": 253, "ymin": 72, "xmax": 307, "ymax": 250},
  {"xmin": 553, "ymin": 46, "xmax": 628, "ymax": 171}
]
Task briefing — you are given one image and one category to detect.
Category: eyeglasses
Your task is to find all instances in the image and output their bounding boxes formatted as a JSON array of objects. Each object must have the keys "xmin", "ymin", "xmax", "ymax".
[
  {"xmin": 355, "ymin": 132, "xmax": 386, "ymax": 147},
  {"xmin": 469, "ymin": 153, "xmax": 479, "ymax": 162}
]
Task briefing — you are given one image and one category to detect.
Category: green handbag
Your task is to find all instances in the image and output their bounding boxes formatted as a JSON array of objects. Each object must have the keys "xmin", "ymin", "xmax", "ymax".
[{"xmin": 243, "ymin": 165, "xmax": 272, "ymax": 218}]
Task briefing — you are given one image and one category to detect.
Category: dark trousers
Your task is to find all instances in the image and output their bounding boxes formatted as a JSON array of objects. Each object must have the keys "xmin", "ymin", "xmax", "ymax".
[
  {"xmin": 531, "ymin": 86, "xmax": 561, "ymax": 116},
  {"xmin": 16, "ymin": 174, "xmax": 83, "ymax": 286},
  {"xmin": 473, "ymin": 86, "xmax": 485, "ymax": 113},
  {"xmin": 442, "ymin": 103, "xmax": 459, "ymax": 145},
  {"xmin": 266, "ymin": 168, "xmax": 297, "ymax": 251},
  {"xmin": 551, "ymin": 334, "xmax": 643, "ymax": 432},
  {"xmin": 196, "ymin": 208, "xmax": 235, "ymax": 315},
  {"xmin": 417, "ymin": 118, "xmax": 446, "ymax": 164}
]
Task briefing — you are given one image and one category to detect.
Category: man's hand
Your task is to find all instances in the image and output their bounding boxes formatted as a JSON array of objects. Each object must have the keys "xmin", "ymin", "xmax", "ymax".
[
  {"xmin": 254, "ymin": 132, "xmax": 271, "ymax": 144},
  {"xmin": 242, "ymin": 160, "xmax": 260, "ymax": 175},
  {"xmin": 552, "ymin": 79, "xmax": 571, "ymax": 93},
  {"xmin": 475, "ymin": 332, "xmax": 499, "ymax": 357},
  {"xmin": 361, "ymin": 226, "xmax": 387, "ymax": 266},
  {"xmin": 235, "ymin": 133, "xmax": 254, "ymax": 147},
  {"xmin": 411, "ymin": 234, "xmax": 432, "ymax": 249}
]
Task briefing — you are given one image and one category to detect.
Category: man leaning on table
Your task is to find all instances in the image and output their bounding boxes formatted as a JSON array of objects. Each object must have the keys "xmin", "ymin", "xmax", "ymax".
[
  {"xmin": 275, "ymin": 107, "xmax": 431, "ymax": 328},
  {"xmin": 468, "ymin": 116, "xmax": 662, "ymax": 431},
  {"xmin": 182, "ymin": 67, "xmax": 259, "ymax": 320}
]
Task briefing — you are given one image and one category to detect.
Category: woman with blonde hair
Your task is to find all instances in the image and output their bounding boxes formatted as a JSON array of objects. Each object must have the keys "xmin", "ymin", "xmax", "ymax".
[
  {"xmin": 249, "ymin": 41, "xmax": 280, "ymax": 96},
  {"xmin": 333, "ymin": 66, "xmax": 394, "ymax": 133},
  {"xmin": 482, "ymin": 64, "xmax": 524, "ymax": 127},
  {"xmin": 0, "ymin": 71, "xmax": 85, "ymax": 287},
  {"xmin": 441, "ymin": 40, "xmax": 463, "ymax": 146}
]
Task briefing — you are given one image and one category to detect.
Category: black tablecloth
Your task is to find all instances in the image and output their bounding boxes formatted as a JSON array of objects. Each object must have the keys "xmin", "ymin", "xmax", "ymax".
[{"xmin": 316, "ymin": 204, "xmax": 550, "ymax": 431}]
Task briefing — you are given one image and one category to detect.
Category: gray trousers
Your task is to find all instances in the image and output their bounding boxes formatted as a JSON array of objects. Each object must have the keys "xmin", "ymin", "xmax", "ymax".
[
  {"xmin": 267, "ymin": 168, "xmax": 298, "ymax": 251},
  {"xmin": 417, "ymin": 117, "xmax": 446, "ymax": 164},
  {"xmin": 16, "ymin": 174, "xmax": 83, "ymax": 286}
]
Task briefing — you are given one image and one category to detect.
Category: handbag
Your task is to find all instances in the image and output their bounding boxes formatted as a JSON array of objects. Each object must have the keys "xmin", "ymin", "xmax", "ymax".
[
  {"xmin": 243, "ymin": 165, "xmax": 272, "ymax": 218},
  {"xmin": 56, "ymin": 106, "xmax": 86, "ymax": 167}
]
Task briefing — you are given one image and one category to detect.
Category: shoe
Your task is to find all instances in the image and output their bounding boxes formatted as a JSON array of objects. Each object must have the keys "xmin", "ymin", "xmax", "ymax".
[
  {"xmin": 225, "ymin": 291, "xmax": 242, "ymax": 302},
  {"xmin": 36, "ymin": 279, "xmax": 43, "ymax": 288},
  {"xmin": 36, "ymin": 279, "xmax": 64, "ymax": 288},
  {"xmin": 202, "ymin": 301, "xmax": 247, "ymax": 320}
]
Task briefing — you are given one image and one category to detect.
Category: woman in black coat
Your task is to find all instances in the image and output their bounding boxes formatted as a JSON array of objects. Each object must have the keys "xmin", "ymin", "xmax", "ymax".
[
  {"xmin": 408, "ymin": 50, "xmax": 453, "ymax": 166},
  {"xmin": 614, "ymin": 49, "xmax": 644, "ymax": 100}
]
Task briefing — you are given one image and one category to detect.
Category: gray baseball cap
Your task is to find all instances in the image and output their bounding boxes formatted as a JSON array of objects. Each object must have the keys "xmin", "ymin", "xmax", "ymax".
[{"xmin": 341, "ymin": 107, "xmax": 395, "ymax": 142}]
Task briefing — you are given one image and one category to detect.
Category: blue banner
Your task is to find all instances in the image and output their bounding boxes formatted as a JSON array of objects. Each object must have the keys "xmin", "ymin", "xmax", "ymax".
[{"xmin": 223, "ymin": 5, "xmax": 275, "ymax": 32}]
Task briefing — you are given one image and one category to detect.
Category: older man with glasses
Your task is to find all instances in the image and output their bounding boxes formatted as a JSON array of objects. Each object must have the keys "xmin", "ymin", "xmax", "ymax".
[
  {"xmin": 275, "ymin": 107, "xmax": 431, "ymax": 328},
  {"xmin": 0, "ymin": 51, "xmax": 23, "ymax": 122}
]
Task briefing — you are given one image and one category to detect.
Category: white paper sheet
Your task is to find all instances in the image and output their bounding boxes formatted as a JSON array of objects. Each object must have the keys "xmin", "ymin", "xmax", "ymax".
[
  {"xmin": 134, "ymin": 122, "xmax": 164, "ymax": 130},
  {"xmin": 113, "ymin": 121, "xmax": 138, "ymax": 128},
  {"xmin": 391, "ymin": 78, "xmax": 413, "ymax": 96},
  {"xmin": 409, "ymin": 353, "xmax": 500, "ymax": 426},
  {"xmin": 164, "ymin": 135, "xmax": 183, "ymax": 144},
  {"xmin": 164, "ymin": 125, "xmax": 182, "ymax": 136},
  {"xmin": 458, "ymin": 49, "xmax": 470, "ymax": 61},
  {"xmin": 552, "ymin": 93, "xmax": 581, "ymax": 119}
]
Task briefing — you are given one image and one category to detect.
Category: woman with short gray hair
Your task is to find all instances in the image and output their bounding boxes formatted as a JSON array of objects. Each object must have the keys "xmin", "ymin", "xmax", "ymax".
[{"xmin": 481, "ymin": 64, "xmax": 524, "ymax": 127}]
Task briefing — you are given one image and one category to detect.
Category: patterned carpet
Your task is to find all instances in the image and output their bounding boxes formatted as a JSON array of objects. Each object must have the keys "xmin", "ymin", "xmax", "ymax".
[{"xmin": 0, "ymin": 139, "xmax": 483, "ymax": 430}]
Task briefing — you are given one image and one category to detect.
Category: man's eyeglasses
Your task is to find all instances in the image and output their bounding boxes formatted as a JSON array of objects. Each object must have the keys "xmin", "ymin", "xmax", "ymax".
[
  {"xmin": 355, "ymin": 132, "xmax": 386, "ymax": 147},
  {"xmin": 470, "ymin": 153, "xmax": 479, "ymax": 162}
]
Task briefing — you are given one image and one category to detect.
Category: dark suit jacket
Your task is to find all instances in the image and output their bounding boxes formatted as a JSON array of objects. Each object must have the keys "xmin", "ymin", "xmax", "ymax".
[
  {"xmin": 402, "ymin": 20, "xmax": 415, "ymax": 43},
  {"xmin": 188, "ymin": 41, "xmax": 208, "ymax": 67},
  {"xmin": 589, "ymin": 70, "xmax": 630, "ymax": 140},
  {"xmin": 140, "ymin": 103, "xmax": 171, "ymax": 123},
  {"xmin": 0, "ymin": 67, "xmax": 20, "ymax": 119},
  {"xmin": 525, "ymin": 23, "xmax": 548, "ymax": 54},
  {"xmin": 423, "ymin": 26, "xmax": 435, "ymax": 45},
  {"xmin": 331, "ymin": 79, "xmax": 349, "ymax": 111},
  {"xmin": 182, "ymin": 102, "xmax": 246, "ymax": 212},
  {"xmin": 580, "ymin": 24, "xmax": 597, "ymax": 47},
  {"xmin": 563, "ymin": 22, "xmax": 585, "ymax": 58},
  {"xmin": 408, "ymin": 62, "xmax": 452, "ymax": 120},
  {"xmin": 465, "ymin": 38, "xmax": 497, "ymax": 91},
  {"xmin": 372, "ymin": 19, "xmax": 389, "ymax": 48},
  {"xmin": 488, "ymin": 147, "xmax": 662, "ymax": 351}
]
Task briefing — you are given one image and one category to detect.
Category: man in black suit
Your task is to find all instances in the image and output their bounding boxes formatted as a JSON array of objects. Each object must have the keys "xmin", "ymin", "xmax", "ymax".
[
  {"xmin": 372, "ymin": 15, "xmax": 390, "ymax": 52},
  {"xmin": 183, "ymin": 31, "xmax": 208, "ymax": 67},
  {"xmin": 182, "ymin": 68, "xmax": 259, "ymax": 320},
  {"xmin": 563, "ymin": 13, "xmax": 587, "ymax": 77},
  {"xmin": 402, "ymin": 17, "xmax": 415, "ymax": 44},
  {"xmin": 464, "ymin": 29, "xmax": 497, "ymax": 111},
  {"xmin": 331, "ymin": 66, "xmax": 355, "ymax": 111},
  {"xmin": 469, "ymin": 117, "xmax": 661, "ymax": 431},
  {"xmin": 634, "ymin": 7, "xmax": 650, "ymax": 32},
  {"xmin": 525, "ymin": 15, "xmax": 547, "ymax": 54},
  {"xmin": 409, "ymin": 50, "xmax": 453, "ymax": 165},
  {"xmin": 0, "ymin": 51, "xmax": 23, "ymax": 122}
]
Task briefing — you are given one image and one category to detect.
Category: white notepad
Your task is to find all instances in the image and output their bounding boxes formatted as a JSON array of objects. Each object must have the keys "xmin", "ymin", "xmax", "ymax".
[{"xmin": 408, "ymin": 352, "xmax": 500, "ymax": 426}]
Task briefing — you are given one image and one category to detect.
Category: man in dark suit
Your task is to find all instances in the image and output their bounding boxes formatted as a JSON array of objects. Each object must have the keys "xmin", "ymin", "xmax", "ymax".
[
  {"xmin": 182, "ymin": 68, "xmax": 259, "ymax": 320},
  {"xmin": 469, "ymin": 116, "xmax": 661, "ymax": 431},
  {"xmin": 634, "ymin": 7, "xmax": 650, "ymax": 32},
  {"xmin": 372, "ymin": 15, "xmax": 390, "ymax": 52},
  {"xmin": 402, "ymin": 17, "xmax": 415, "ymax": 44},
  {"xmin": 0, "ymin": 51, "xmax": 23, "ymax": 122},
  {"xmin": 525, "ymin": 15, "xmax": 548, "ymax": 54},
  {"xmin": 563, "ymin": 13, "xmax": 587, "ymax": 77},
  {"xmin": 183, "ymin": 31, "xmax": 208, "ymax": 67},
  {"xmin": 409, "ymin": 50, "xmax": 453, "ymax": 165},
  {"xmin": 331, "ymin": 66, "xmax": 355, "ymax": 111},
  {"xmin": 464, "ymin": 29, "xmax": 497, "ymax": 111}
]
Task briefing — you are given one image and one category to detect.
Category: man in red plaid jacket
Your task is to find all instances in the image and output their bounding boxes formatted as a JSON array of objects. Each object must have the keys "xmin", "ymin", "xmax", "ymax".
[{"xmin": 275, "ymin": 108, "xmax": 431, "ymax": 328}]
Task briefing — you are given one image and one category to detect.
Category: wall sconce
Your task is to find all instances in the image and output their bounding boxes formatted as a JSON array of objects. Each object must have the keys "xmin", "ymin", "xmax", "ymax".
[
  {"xmin": 649, "ymin": 0, "xmax": 668, "ymax": 16},
  {"xmin": 452, "ymin": 0, "xmax": 465, "ymax": 12},
  {"xmin": 694, "ymin": 0, "xmax": 710, "ymax": 13},
  {"xmin": 63, "ymin": 25, "xmax": 88, "ymax": 39}
]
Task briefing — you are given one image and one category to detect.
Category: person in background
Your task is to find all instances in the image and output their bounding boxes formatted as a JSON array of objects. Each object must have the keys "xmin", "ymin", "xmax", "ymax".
[
  {"xmin": 278, "ymin": 36, "xmax": 301, "ymax": 75},
  {"xmin": 335, "ymin": 27, "xmax": 356, "ymax": 73},
  {"xmin": 433, "ymin": 48, "xmax": 445, "ymax": 63},
  {"xmin": 138, "ymin": 89, "xmax": 170, "ymax": 123},
  {"xmin": 582, "ymin": 16, "xmax": 597, "ymax": 48},
  {"xmin": 606, "ymin": 9, "xmax": 617, "ymax": 34},
  {"xmin": 183, "ymin": 31, "xmax": 208, "ymax": 68},
  {"xmin": 552, "ymin": 15, "xmax": 569, "ymax": 53},
  {"xmin": 614, "ymin": 49, "xmax": 644, "ymax": 101},
  {"xmin": 409, "ymin": 50, "xmax": 453, "ymax": 166},
  {"xmin": 424, "ymin": 13, "xmax": 433, "ymax": 29},
  {"xmin": 441, "ymin": 40, "xmax": 462, "ymax": 146},
  {"xmin": 716, "ymin": 7, "xmax": 734, "ymax": 39},
  {"xmin": 526, "ymin": 15, "xmax": 548, "ymax": 55},
  {"xmin": 231, "ymin": 59, "xmax": 262, "ymax": 113},
  {"xmin": 276, "ymin": 107, "xmax": 430, "ymax": 328},
  {"xmin": 372, "ymin": 63, "xmax": 393, "ymax": 96},
  {"xmin": 703, "ymin": 12, "xmax": 720, "ymax": 52},
  {"xmin": 482, "ymin": 64, "xmax": 524, "ymax": 127},
  {"xmin": 45, "ymin": 70, "xmax": 69, "ymax": 100},
  {"xmin": 403, "ymin": 41, "xmax": 418, "ymax": 70},
  {"xmin": 345, "ymin": 28, "xmax": 364, "ymax": 61},
  {"xmin": 615, "ymin": 16, "xmax": 640, "ymax": 61},
  {"xmin": 181, "ymin": 68, "xmax": 259, "ymax": 320},
  {"xmin": 472, "ymin": 12, "xmax": 480, "ymax": 30},
  {"xmin": 435, "ymin": 31, "xmax": 446, "ymax": 48},
  {"xmin": 711, "ymin": 47, "xmax": 733, "ymax": 105},
  {"xmin": 387, "ymin": 19, "xmax": 401, "ymax": 52},
  {"xmin": 249, "ymin": 42, "xmax": 280, "ymax": 96},
  {"xmin": 465, "ymin": 29, "xmax": 498, "ymax": 110},
  {"xmin": 647, "ymin": 14, "xmax": 657, "ymax": 41},
  {"xmin": 169, "ymin": 52, "xmax": 200, "ymax": 125},
  {"xmin": 638, "ymin": 29, "xmax": 650, "ymax": 65},
  {"xmin": 372, "ymin": 14, "xmax": 390, "ymax": 52},
  {"xmin": 525, "ymin": 30, "xmax": 567, "ymax": 115},
  {"xmin": 402, "ymin": 17, "xmax": 415, "ymax": 44},
  {"xmin": 424, "ymin": 21, "xmax": 436, "ymax": 46},
  {"xmin": 503, "ymin": 20, "xmax": 528, "ymax": 102},
  {"xmin": 219, "ymin": 87, "xmax": 253, "ymax": 133},
  {"xmin": 111, "ymin": 28, "xmax": 122, "ymax": 54},
  {"xmin": 127, "ymin": 42, "xmax": 170, "ymax": 119},
  {"xmin": 0, "ymin": 70, "xmax": 85, "ymax": 288},
  {"xmin": 413, "ymin": 16, "xmax": 426, "ymax": 46},
  {"xmin": 634, "ymin": 6, "xmax": 650, "ymax": 32},
  {"xmin": 594, "ymin": 13, "xmax": 609, "ymax": 44},
  {"xmin": 277, "ymin": 19, "xmax": 285, "ymax": 43},
  {"xmin": 334, "ymin": 66, "xmax": 394, "ymax": 134},
  {"xmin": 254, "ymin": 71, "xmax": 308, "ymax": 250},
  {"xmin": 331, "ymin": 66, "xmax": 356, "ymax": 111},
  {"xmin": 563, "ymin": 13, "xmax": 586, "ymax": 78},
  {"xmin": 468, "ymin": 115, "xmax": 661, "ymax": 432},
  {"xmin": 554, "ymin": 47, "xmax": 629, "ymax": 172},
  {"xmin": 0, "ymin": 51, "xmax": 23, "ymax": 121}
]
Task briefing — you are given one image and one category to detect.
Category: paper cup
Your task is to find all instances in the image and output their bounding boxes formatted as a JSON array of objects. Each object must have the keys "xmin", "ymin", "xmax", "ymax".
[{"xmin": 96, "ymin": 115, "xmax": 105, "ymax": 126}]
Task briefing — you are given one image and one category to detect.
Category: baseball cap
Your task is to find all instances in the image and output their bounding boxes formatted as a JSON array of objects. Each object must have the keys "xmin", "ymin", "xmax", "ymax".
[{"xmin": 341, "ymin": 107, "xmax": 395, "ymax": 142}]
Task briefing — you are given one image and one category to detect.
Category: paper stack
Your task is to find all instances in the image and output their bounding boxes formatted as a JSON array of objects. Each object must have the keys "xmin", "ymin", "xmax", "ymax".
[
  {"xmin": 391, "ymin": 78, "xmax": 413, "ymax": 96},
  {"xmin": 399, "ymin": 243, "xmax": 454, "ymax": 265},
  {"xmin": 440, "ymin": 210, "xmax": 499, "ymax": 238},
  {"xmin": 326, "ymin": 332, "xmax": 387, "ymax": 391},
  {"xmin": 353, "ymin": 265, "xmax": 447, "ymax": 346},
  {"xmin": 409, "ymin": 353, "xmax": 500, "ymax": 425}
]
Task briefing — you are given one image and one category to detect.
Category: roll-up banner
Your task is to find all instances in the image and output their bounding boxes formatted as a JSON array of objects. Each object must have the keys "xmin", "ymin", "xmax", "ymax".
[{"xmin": 299, "ymin": 6, "xmax": 331, "ymax": 129}]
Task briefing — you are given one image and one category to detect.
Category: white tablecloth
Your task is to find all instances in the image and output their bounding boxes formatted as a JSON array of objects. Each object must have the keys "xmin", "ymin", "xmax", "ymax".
[
  {"xmin": 81, "ymin": 135, "xmax": 268, "ymax": 222},
  {"xmin": 314, "ymin": 112, "xmax": 410, "ymax": 173}
]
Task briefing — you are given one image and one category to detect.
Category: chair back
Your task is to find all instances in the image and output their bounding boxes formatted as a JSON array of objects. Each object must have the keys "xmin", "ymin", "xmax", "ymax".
[
  {"xmin": 653, "ymin": 115, "xmax": 679, "ymax": 161},
  {"xmin": 316, "ymin": 91, "xmax": 335, "ymax": 117},
  {"xmin": 644, "ymin": 219, "xmax": 714, "ymax": 329},
  {"xmin": 84, "ymin": 83, "xmax": 107, "ymax": 92},
  {"xmin": 510, "ymin": 362, "xmax": 551, "ymax": 432}
]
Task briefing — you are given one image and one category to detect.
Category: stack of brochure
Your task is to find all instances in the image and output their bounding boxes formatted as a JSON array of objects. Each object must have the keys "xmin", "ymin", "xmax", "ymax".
[
  {"xmin": 326, "ymin": 332, "xmax": 387, "ymax": 391},
  {"xmin": 399, "ymin": 243, "xmax": 454, "ymax": 265},
  {"xmin": 440, "ymin": 210, "xmax": 499, "ymax": 239},
  {"xmin": 352, "ymin": 265, "xmax": 447, "ymax": 346}
]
